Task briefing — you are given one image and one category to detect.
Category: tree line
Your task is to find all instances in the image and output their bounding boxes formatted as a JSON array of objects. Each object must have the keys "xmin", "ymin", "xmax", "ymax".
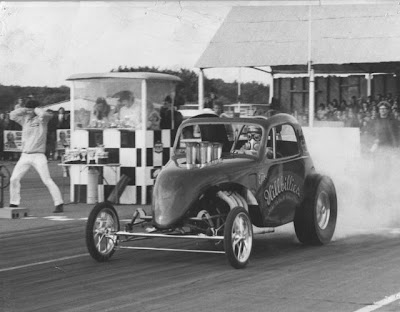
[
  {"xmin": 0, "ymin": 85, "xmax": 70, "ymax": 112},
  {"xmin": 0, "ymin": 67, "xmax": 270, "ymax": 112}
]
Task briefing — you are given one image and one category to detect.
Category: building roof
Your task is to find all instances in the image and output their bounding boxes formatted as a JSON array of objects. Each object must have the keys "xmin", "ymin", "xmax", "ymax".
[
  {"xmin": 67, "ymin": 72, "xmax": 181, "ymax": 82},
  {"xmin": 196, "ymin": 4, "xmax": 400, "ymax": 74}
]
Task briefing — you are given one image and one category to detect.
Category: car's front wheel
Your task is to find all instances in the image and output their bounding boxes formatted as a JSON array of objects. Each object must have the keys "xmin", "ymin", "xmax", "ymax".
[
  {"xmin": 294, "ymin": 174, "xmax": 337, "ymax": 245},
  {"xmin": 224, "ymin": 207, "xmax": 253, "ymax": 269},
  {"xmin": 86, "ymin": 202, "xmax": 120, "ymax": 261}
]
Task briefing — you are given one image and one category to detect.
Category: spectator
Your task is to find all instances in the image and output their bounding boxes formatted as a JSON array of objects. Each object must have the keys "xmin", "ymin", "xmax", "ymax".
[
  {"xmin": 370, "ymin": 100, "xmax": 378, "ymax": 113},
  {"xmin": 363, "ymin": 111, "xmax": 373, "ymax": 133},
  {"xmin": 356, "ymin": 112, "xmax": 365, "ymax": 132},
  {"xmin": 316, "ymin": 103, "xmax": 327, "ymax": 121},
  {"xmin": 360, "ymin": 101, "xmax": 370, "ymax": 115},
  {"xmin": 56, "ymin": 130, "xmax": 69, "ymax": 150},
  {"xmin": 375, "ymin": 94, "xmax": 383, "ymax": 103},
  {"xmin": 333, "ymin": 109, "xmax": 344, "ymax": 122},
  {"xmin": 370, "ymin": 107, "xmax": 378, "ymax": 121},
  {"xmin": 147, "ymin": 103, "xmax": 161, "ymax": 130},
  {"xmin": 339, "ymin": 99, "xmax": 347, "ymax": 111},
  {"xmin": 113, "ymin": 90, "xmax": 141, "ymax": 128},
  {"xmin": 370, "ymin": 101, "xmax": 398, "ymax": 152},
  {"xmin": 161, "ymin": 97, "xmax": 183, "ymax": 129},
  {"xmin": 212, "ymin": 102, "xmax": 224, "ymax": 116},
  {"xmin": 93, "ymin": 97, "xmax": 111, "ymax": 122},
  {"xmin": 15, "ymin": 97, "xmax": 24, "ymax": 108},
  {"xmin": 160, "ymin": 95, "xmax": 172, "ymax": 129},
  {"xmin": 204, "ymin": 92, "xmax": 217, "ymax": 109},
  {"xmin": 387, "ymin": 92, "xmax": 393, "ymax": 103},
  {"xmin": 326, "ymin": 102, "xmax": 336, "ymax": 121},
  {"xmin": 393, "ymin": 108, "xmax": 400, "ymax": 120},
  {"xmin": 56, "ymin": 107, "xmax": 70, "ymax": 129},
  {"xmin": 392, "ymin": 100, "xmax": 399, "ymax": 112}
]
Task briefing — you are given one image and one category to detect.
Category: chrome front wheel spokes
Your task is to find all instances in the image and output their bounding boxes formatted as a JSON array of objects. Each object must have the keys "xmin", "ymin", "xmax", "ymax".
[
  {"xmin": 224, "ymin": 207, "xmax": 253, "ymax": 268},
  {"xmin": 93, "ymin": 211, "xmax": 117, "ymax": 255},
  {"xmin": 232, "ymin": 216, "xmax": 251, "ymax": 261}
]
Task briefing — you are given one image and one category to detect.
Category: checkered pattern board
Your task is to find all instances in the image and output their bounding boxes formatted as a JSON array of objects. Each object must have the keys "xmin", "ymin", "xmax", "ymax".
[{"xmin": 69, "ymin": 129, "xmax": 177, "ymax": 204}]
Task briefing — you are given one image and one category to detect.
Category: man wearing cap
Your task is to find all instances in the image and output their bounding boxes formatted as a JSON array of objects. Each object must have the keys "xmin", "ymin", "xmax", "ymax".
[
  {"xmin": 114, "ymin": 90, "xmax": 141, "ymax": 128},
  {"xmin": 9, "ymin": 100, "xmax": 64, "ymax": 213},
  {"xmin": 370, "ymin": 101, "xmax": 398, "ymax": 153}
]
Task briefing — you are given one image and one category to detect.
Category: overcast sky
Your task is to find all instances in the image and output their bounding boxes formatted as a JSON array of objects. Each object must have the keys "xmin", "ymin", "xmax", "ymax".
[
  {"xmin": 0, "ymin": 0, "xmax": 388, "ymax": 88},
  {"xmin": 1, "ymin": 1, "xmax": 273, "ymax": 87}
]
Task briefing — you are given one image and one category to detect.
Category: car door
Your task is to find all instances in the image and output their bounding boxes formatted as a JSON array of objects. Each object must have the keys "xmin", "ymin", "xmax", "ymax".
[{"xmin": 256, "ymin": 123, "xmax": 306, "ymax": 227}]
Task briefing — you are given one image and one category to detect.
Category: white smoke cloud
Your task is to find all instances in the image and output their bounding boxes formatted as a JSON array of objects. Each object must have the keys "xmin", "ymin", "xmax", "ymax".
[{"xmin": 318, "ymin": 151, "xmax": 400, "ymax": 240}]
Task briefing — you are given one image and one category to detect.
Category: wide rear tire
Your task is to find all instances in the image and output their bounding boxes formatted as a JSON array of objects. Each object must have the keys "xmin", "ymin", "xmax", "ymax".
[
  {"xmin": 294, "ymin": 174, "xmax": 337, "ymax": 245},
  {"xmin": 224, "ymin": 207, "xmax": 253, "ymax": 269},
  {"xmin": 86, "ymin": 202, "xmax": 120, "ymax": 262}
]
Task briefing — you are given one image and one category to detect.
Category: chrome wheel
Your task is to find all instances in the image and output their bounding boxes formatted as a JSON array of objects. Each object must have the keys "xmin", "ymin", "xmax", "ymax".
[
  {"xmin": 316, "ymin": 191, "xmax": 330, "ymax": 230},
  {"xmin": 224, "ymin": 207, "xmax": 253, "ymax": 269},
  {"xmin": 86, "ymin": 203, "xmax": 120, "ymax": 262}
]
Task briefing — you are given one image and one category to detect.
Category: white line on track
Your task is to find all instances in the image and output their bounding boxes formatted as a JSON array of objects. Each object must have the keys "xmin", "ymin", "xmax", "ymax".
[
  {"xmin": 0, "ymin": 253, "xmax": 88, "ymax": 273},
  {"xmin": 353, "ymin": 292, "xmax": 400, "ymax": 312},
  {"xmin": 43, "ymin": 216, "xmax": 75, "ymax": 221}
]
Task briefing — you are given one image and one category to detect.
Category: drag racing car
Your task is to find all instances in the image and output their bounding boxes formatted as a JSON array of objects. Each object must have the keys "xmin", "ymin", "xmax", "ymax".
[{"xmin": 86, "ymin": 113, "xmax": 337, "ymax": 269}]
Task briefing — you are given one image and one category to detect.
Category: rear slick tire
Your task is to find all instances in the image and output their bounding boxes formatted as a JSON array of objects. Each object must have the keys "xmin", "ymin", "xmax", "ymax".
[
  {"xmin": 86, "ymin": 202, "xmax": 120, "ymax": 262},
  {"xmin": 294, "ymin": 174, "xmax": 337, "ymax": 245},
  {"xmin": 224, "ymin": 207, "xmax": 253, "ymax": 269}
]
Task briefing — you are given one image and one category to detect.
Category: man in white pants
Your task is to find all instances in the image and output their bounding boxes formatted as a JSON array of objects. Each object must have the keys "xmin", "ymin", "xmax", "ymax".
[{"xmin": 9, "ymin": 100, "xmax": 64, "ymax": 213}]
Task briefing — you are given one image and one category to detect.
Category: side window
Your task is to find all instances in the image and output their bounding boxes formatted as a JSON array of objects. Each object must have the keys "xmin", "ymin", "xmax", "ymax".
[{"xmin": 275, "ymin": 124, "xmax": 299, "ymax": 158}]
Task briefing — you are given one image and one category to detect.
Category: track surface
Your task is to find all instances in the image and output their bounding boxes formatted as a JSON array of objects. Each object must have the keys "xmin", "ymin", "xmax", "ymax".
[{"xmin": 1, "ymin": 161, "xmax": 400, "ymax": 312}]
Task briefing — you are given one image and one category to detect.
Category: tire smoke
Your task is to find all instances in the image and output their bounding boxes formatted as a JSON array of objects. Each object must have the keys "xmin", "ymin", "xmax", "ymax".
[{"xmin": 315, "ymin": 150, "xmax": 400, "ymax": 239}]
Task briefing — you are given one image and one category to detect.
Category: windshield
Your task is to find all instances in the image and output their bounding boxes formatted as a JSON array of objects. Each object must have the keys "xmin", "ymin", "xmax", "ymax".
[{"xmin": 173, "ymin": 121, "xmax": 264, "ymax": 166}]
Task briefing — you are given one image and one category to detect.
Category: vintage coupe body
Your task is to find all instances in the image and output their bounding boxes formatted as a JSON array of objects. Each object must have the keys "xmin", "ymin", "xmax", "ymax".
[{"xmin": 86, "ymin": 113, "xmax": 337, "ymax": 268}]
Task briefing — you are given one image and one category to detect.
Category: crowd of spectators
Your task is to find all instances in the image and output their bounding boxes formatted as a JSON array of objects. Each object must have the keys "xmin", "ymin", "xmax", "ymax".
[
  {"xmin": 0, "ymin": 98, "xmax": 70, "ymax": 161},
  {"xmin": 314, "ymin": 93, "xmax": 400, "ymax": 151},
  {"xmin": 315, "ymin": 94, "xmax": 399, "ymax": 127}
]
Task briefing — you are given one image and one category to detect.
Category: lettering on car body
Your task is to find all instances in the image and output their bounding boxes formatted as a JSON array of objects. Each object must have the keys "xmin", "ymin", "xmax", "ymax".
[{"xmin": 263, "ymin": 174, "xmax": 301, "ymax": 206}]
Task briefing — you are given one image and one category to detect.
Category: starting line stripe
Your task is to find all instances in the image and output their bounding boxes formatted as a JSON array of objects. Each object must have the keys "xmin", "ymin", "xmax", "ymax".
[
  {"xmin": 353, "ymin": 292, "xmax": 400, "ymax": 312},
  {"xmin": 0, "ymin": 253, "xmax": 88, "ymax": 273}
]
